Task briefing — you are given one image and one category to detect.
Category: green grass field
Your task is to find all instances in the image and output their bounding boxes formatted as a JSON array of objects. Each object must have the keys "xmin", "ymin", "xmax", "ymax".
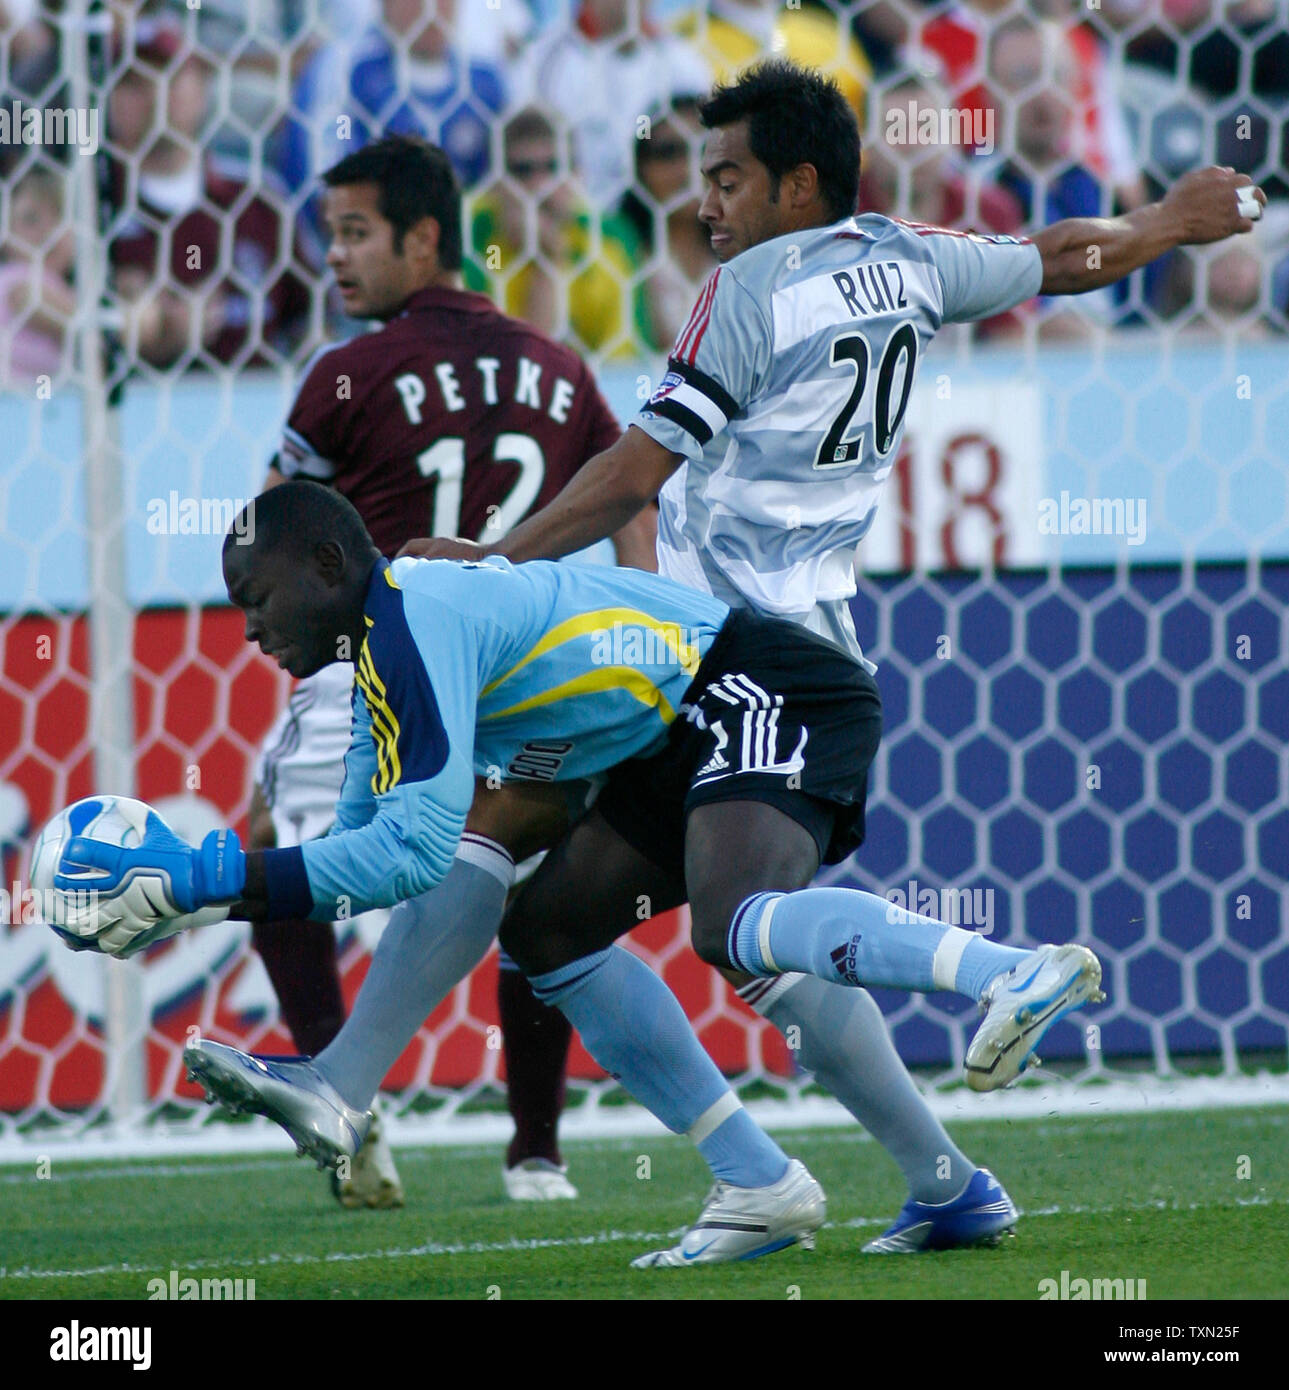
[{"xmin": 2, "ymin": 1106, "xmax": 1285, "ymax": 1301}]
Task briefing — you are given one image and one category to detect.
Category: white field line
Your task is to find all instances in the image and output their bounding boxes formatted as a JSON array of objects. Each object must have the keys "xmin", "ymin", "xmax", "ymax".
[
  {"xmin": 0, "ymin": 1155, "xmax": 300, "ymax": 1185},
  {"xmin": 1, "ymin": 1074, "xmax": 1285, "ymax": 1166},
  {"xmin": 3, "ymin": 1194, "xmax": 1285, "ymax": 1285},
  {"xmin": 5, "ymin": 1104, "xmax": 1286, "ymax": 1187}
]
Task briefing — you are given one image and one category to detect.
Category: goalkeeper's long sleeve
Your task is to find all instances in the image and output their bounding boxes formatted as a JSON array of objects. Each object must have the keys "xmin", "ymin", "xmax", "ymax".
[
  {"xmin": 260, "ymin": 697, "xmax": 474, "ymax": 921},
  {"xmin": 261, "ymin": 553, "xmax": 726, "ymax": 920}
]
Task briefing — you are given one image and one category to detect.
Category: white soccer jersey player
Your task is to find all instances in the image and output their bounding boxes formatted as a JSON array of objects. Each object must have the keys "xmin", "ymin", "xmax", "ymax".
[{"xmin": 635, "ymin": 214, "xmax": 1042, "ymax": 664}]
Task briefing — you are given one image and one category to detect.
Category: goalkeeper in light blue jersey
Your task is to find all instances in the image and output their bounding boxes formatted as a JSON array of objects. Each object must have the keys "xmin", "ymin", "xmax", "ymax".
[
  {"xmin": 54, "ymin": 478, "xmax": 1101, "ymax": 1267},
  {"xmin": 55, "ymin": 480, "xmax": 839, "ymax": 1260},
  {"xmin": 233, "ymin": 495, "xmax": 729, "ymax": 922}
]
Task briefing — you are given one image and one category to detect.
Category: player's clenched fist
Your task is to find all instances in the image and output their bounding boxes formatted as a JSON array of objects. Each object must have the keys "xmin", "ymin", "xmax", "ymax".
[
  {"xmin": 396, "ymin": 535, "xmax": 490, "ymax": 562},
  {"xmin": 1163, "ymin": 166, "xmax": 1266, "ymax": 245}
]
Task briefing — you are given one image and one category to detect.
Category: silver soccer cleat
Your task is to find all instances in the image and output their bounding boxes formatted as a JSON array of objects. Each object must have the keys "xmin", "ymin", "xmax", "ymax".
[
  {"xmin": 965, "ymin": 943, "xmax": 1106, "ymax": 1092},
  {"xmin": 184, "ymin": 1038, "xmax": 371, "ymax": 1169},
  {"xmin": 631, "ymin": 1158, "xmax": 825, "ymax": 1268}
]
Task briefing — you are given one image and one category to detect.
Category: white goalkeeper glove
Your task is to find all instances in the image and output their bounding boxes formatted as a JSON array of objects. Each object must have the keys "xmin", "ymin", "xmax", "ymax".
[
  {"xmin": 51, "ymin": 810, "xmax": 242, "ymax": 959},
  {"xmin": 50, "ymin": 892, "xmax": 230, "ymax": 959}
]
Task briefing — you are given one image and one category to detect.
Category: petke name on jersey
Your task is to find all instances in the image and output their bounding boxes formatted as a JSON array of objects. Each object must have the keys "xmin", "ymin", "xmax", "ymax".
[{"xmin": 393, "ymin": 355, "xmax": 582, "ymax": 426}]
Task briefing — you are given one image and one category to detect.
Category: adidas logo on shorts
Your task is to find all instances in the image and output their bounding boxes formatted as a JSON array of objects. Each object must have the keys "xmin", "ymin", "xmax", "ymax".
[
  {"xmin": 696, "ymin": 719, "xmax": 731, "ymax": 778},
  {"xmin": 697, "ymin": 748, "xmax": 729, "ymax": 778}
]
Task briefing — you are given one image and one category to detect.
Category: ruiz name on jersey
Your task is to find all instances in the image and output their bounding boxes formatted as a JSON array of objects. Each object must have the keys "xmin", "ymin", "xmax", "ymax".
[{"xmin": 831, "ymin": 259, "xmax": 909, "ymax": 318}]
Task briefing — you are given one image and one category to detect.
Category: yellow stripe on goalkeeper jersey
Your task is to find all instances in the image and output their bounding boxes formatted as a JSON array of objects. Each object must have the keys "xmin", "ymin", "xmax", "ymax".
[
  {"xmin": 357, "ymin": 640, "xmax": 402, "ymax": 793},
  {"xmin": 480, "ymin": 665, "xmax": 679, "ymax": 724},
  {"xmin": 480, "ymin": 608, "xmax": 700, "ymax": 698}
]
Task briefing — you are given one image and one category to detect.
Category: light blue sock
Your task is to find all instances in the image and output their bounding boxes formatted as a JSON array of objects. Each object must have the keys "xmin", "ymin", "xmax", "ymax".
[
  {"xmin": 315, "ymin": 842, "xmax": 512, "ymax": 1109},
  {"xmin": 748, "ymin": 974, "xmax": 974, "ymax": 1203},
  {"xmin": 728, "ymin": 888, "xmax": 1033, "ymax": 1000},
  {"xmin": 531, "ymin": 946, "xmax": 788, "ymax": 1188}
]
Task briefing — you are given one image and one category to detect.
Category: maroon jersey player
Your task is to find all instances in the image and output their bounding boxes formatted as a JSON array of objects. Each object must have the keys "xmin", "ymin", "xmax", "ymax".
[
  {"xmin": 249, "ymin": 136, "xmax": 651, "ymax": 1210},
  {"xmin": 274, "ymin": 285, "xmax": 622, "ymax": 554}
]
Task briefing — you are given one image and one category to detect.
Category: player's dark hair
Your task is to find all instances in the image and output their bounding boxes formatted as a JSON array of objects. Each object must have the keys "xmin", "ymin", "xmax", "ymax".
[
  {"xmin": 226, "ymin": 480, "xmax": 379, "ymax": 568},
  {"xmin": 699, "ymin": 60, "xmax": 860, "ymax": 223},
  {"xmin": 322, "ymin": 135, "xmax": 463, "ymax": 268}
]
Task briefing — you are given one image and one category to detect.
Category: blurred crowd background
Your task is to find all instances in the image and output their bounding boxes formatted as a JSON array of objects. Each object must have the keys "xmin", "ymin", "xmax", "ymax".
[{"xmin": 2, "ymin": 0, "xmax": 1287, "ymax": 387}]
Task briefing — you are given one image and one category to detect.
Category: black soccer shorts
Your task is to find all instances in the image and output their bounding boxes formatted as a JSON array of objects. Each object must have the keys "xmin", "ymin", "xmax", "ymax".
[{"xmin": 595, "ymin": 608, "xmax": 883, "ymax": 880}]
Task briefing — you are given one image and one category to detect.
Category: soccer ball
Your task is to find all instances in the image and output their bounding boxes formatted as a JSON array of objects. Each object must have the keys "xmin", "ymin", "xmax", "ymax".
[
  {"xmin": 29, "ymin": 795, "xmax": 224, "ymax": 957},
  {"xmin": 30, "ymin": 795, "xmax": 153, "ymax": 893}
]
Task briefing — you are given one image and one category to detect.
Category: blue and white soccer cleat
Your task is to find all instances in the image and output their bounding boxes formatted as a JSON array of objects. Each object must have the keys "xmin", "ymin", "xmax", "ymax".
[
  {"xmin": 631, "ymin": 1158, "xmax": 825, "ymax": 1268},
  {"xmin": 184, "ymin": 1038, "xmax": 370, "ymax": 1170},
  {"xmin": 863, "ymin": 1168, "xmax": 1019, "ymax": 1253},
  {"xmin": 965, "ymin": 943, "xmax": 1106, "ymax": 1092}
]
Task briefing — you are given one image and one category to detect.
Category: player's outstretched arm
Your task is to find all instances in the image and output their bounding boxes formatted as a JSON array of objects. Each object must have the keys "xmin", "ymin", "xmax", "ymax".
[
  {"xmin": 1033, "ymin": 166, "xmax": 1265, "ymax": 296},
  {"xmin": 610, "ymin": 502, "xmax": 660, "ymax": 573},
  {"xmin": 399, "ymin": 426, "xmax": 681, "ymax": 566}
]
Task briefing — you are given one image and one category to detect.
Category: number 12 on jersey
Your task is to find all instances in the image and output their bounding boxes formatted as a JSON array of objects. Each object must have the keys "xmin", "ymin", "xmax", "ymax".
[{"xmin": 416, "ymin": 434, "xmax": 547, "ymax": 540}]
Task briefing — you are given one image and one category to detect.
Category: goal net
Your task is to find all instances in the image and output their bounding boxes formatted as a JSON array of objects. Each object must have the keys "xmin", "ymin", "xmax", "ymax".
[{"xmin": 1, "ymin": 0, "xmax": 1285, "ymax": 1156}]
